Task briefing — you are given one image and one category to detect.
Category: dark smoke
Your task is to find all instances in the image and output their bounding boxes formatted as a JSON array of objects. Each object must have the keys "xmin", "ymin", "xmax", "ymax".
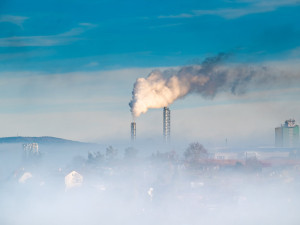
[{"xmin": 129, "ymin": 52, "xmax": 299, "ymax": 117}]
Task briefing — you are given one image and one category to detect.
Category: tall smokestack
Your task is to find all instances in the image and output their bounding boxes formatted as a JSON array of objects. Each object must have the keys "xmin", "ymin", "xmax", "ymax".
[
  {"xmin": 163, "ymin": 107, "xmax": 170, "ymax": 143},
  {"xmin": 131, "ymin": 122, "xmax": 136, "ymax": 142}
]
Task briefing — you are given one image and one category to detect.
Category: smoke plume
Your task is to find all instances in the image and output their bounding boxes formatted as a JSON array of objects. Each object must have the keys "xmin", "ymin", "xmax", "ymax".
[{"xmin": 129, "ymin": 53, "xmax": 292, "ymax": 118}]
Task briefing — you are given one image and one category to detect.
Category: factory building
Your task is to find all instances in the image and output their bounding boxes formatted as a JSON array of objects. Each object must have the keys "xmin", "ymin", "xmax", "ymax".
[
  {"xmin": 275, "ymin": 119, "xmax": 299, "ymax": 148},
  {"xmin": 163, "ymin": 107, "xmax": 170, "ymax": 143}
]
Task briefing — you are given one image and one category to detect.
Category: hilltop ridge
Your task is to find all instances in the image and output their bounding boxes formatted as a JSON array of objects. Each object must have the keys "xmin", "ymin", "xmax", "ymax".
[{"xmin": 0, "ymin": 136, "xmax": 88, "ymax": 145}]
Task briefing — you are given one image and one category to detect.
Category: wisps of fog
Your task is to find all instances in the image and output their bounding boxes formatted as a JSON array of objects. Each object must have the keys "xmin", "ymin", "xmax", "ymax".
[{"xmin": 0, "ymin": 142, "xmax": 300, "ymax": 225}]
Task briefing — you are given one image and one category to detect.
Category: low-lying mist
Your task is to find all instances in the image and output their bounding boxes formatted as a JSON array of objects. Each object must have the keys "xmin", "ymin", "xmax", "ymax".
[{"xmin": 0, "ymin": 142, "xmax": 300, "ymax": 225}]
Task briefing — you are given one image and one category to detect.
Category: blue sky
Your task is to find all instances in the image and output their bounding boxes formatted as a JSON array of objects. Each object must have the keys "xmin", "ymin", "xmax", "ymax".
[
  {"xmin": 1, "ymin": 0, "xmax": 300, "ymax": 71},
  {"xmin": 0, "ymin": 0, "xmax": 300, "ymax": 145}
]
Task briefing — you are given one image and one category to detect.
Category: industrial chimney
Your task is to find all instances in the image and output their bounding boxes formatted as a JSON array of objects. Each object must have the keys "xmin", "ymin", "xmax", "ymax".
[
  {"xmin": 131, "ymin": 122, "xmax": 136, "ymax": 142},
  {"xmin": 163, "ymin": 107, "xmax": 170, "ymax": 143}
]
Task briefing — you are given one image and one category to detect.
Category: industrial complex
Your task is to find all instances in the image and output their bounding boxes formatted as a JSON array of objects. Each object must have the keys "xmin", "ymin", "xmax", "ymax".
[
  {"xmin": 130, "ymin": 106, "xmax": 300, "ymax": 152},
  {"xmin": 130, "ymin": 106, "xmax": 171, "ymax": 144}
]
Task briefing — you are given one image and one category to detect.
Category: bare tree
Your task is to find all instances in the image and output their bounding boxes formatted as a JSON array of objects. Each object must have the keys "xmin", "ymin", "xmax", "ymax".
[
  {"xmin": 184, "ymin": 142, "xmax": 208, "ymax": 162},
  {"xmin": 106, "ymin": 146, "xmax": 118, "ymax": 160},
  {"xmin": 87, "ymin": 151, "xmax": 104, "ymax": 164}
]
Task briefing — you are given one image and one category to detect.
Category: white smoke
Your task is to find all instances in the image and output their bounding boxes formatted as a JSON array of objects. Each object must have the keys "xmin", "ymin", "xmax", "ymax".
[
  {"xmin": 128, "ymin": 53, "xmax": 246, "ymax": 117},
  {"xmin": 129, "ymin": 53, "xmax": 300, "ymax": 118},
  {"xmin": 129, "ymin": 70, "xmax": 209, "ymax": 117},
  {"xmin": 128, "ymin": 52, "xmax": 227, "ymax": 118}
]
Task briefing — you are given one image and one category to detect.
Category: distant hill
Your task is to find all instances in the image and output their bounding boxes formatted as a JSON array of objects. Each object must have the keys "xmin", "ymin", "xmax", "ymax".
[{"xmin": 0, "ymin": 136, "xmax": 89, "ymax": 145}]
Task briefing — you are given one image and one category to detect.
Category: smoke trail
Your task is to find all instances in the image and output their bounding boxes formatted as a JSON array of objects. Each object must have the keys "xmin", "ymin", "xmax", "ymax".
[{"xmin": 128, "ymin": 53, "xmax": 295, "ymax": 118}]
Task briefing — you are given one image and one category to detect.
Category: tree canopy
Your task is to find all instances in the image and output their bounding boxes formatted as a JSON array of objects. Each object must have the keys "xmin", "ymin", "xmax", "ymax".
[{"xmin": 184, "ymin": 142, "xmax": 208, "ymax": 162}]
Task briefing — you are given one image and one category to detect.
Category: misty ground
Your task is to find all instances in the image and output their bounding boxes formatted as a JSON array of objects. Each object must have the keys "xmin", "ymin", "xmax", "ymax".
[{"xmin": 0, "ymin": 143, "xmax": 300, "ymax": 225}]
